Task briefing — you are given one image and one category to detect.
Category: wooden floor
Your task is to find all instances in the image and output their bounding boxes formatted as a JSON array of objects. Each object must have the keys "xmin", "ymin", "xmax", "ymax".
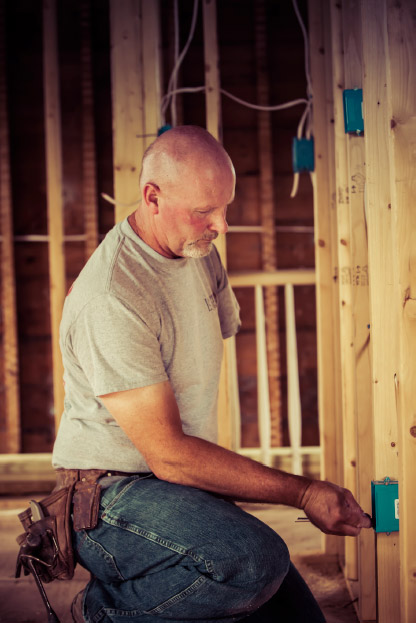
[{"xmin": 0, "ymin": 498, "xmax": 359, "ymax": 623}]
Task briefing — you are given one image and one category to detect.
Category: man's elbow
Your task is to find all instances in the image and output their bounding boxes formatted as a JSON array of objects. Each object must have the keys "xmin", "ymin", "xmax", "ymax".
[{"xmin": 146, "ymin": 454, "xmax": 185, "ymax": 485}]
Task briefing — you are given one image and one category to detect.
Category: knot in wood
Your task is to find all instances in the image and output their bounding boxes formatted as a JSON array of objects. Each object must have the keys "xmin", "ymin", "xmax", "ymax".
[{"xmin": 404, "ymin": 297, "xmax": 416, "ymax": 318}]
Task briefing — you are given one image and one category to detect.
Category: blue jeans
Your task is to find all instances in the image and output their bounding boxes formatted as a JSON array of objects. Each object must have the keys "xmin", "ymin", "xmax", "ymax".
[{"xmin": 73, "ymin": 475, "xmax": 325, "ymax": 622}]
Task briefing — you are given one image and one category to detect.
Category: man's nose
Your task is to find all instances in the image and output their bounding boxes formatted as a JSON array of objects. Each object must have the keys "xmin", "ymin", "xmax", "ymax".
[{"xmin": 209, "ymin": 210, "xmax": 228, "ymax": 235}]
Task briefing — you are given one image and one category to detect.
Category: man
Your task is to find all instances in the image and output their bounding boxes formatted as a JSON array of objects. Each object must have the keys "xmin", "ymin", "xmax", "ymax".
[{"xmin": 53, "ymin": 126, "xmax": 371, "ymax": 623}]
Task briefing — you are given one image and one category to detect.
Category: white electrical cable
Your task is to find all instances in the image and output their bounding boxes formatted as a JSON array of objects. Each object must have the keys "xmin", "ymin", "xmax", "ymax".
[
  {"xmin": 296, "ymin": 101, "xmax": 311, "ymax": 140},
  {"xmin": 171, "ymin": 0, "xmax": 180, "ymax": 127},
  {"xmin": 290, "ymin": 173, "xmax": 300, "ymax": 199},
  {"xmin": 290, "ymin": 0, "xmax": 314, "ymax": 198},
  {"xmin": 221, "ymin": 88, "xmax": 308, "ymax": 112},
  {"xmin": 161, "ymin": 85, "xmax": 206, "ymax": 116},
  {"xmin": 291, "ymin": 0, "xmax": 313, "ymax": 99},
  {"xmin": 101, "ymin": 193, "xmax": 141, "ymax": 208},
  {"xmin": 162, "ymin": 85, "xmax": 309, "ymax": 114},
  {"xmin": 162, "ymin": 0, "xmax": 199, "ymax": 124}
]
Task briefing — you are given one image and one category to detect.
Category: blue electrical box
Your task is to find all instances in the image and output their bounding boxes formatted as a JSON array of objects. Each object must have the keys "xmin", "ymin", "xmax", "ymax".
[
  {"xmin": 371, "ymin": 478, "xmax": 399, "ymax": 533},
  {"xmin": 157, "ymin": 124, "xmax": 172, "ymax": 136},
  {"xmin": 292, "ymin": 137, "xmax": 314, "ymax": 173},
  {"xmin": 343, "ymin": 88, "xmax": 364, "ymax": 134}
]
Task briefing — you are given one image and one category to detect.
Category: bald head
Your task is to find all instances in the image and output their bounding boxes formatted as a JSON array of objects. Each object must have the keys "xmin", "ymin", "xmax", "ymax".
[
  {"xmin": 139, "ymin": 125, "xmax": 235, "ymax": 193},
  {"xmin": 133, "ymin": 126, "xmax": 235, "ymax": 260}
]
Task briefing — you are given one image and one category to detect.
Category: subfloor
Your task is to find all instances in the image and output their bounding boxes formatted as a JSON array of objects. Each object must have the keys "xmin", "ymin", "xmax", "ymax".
[{"xmin": 0, "ymin": 498, "xmax": 359, "ymax": 623}]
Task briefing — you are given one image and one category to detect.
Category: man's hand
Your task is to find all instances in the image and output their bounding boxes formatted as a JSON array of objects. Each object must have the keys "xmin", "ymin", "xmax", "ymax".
[{"xmin": 300, "ymin": 480, "xmax": 372, "ymax": 536}]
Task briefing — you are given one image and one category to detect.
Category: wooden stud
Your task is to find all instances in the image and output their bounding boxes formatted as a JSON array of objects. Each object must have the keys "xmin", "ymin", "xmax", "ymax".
[
  {"xmin": 324, "ymin": 3, "xmax": 345, "ymax": 562},
  {"xmin": 285, "ymin": 284, "xmax": 302, "ymax": 475},
  {"xmin": 43, "ymin": 0, "xmax": 66, "ymax": 432},
  {"xmin": 80, "ymin": 0, "xmax": 99, "ymax": 259},
  {"xmin": 308, "ymin": 0, "xmax": 343, "ymax": 556},
  {"xmin": 329, "ymin": 0, "xmax": 358, "ymax": 580},
  {"xmin": 203, "ymin": 0, "xmax": 225, "ymax": 264},
  {"xmin": 254, "ymin": 0, "xmax": 283, "ymax": 448},
  {"xmin": 109, "ymin": 0, "xmax": 144, "ymax": 224},
  {"xmin": 341, "ymin": 1, "xmax": 376, "ymax": 617},
  {"xmin": 0, "ymin": 0, "xmax": 21, "ymax": 452},
  {"xmin": 385, "ymin": 0, "xmax": 416, "ymax": 618},
  {"xmin": 202, "ymin": 0, "xmax": 239, "ymax": 451},
  {"xmin": 255, "ymin": 285, "xmax": 272, "ymax": 466},
  {"xmin": 141, "ymin": 0, "xmax": 162, "ymax": 151},
  {"xmin": 361, "ymin": 0, "xmax": 401, "ymax": 619}
]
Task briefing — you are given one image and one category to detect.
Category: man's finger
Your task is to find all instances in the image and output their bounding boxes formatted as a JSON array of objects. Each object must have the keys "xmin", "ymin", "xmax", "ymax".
[
  {"xmin": 336, "ymin": 523, "xmax": 362, "ymax": 537},
  {"xmin": 358, "ymin": 513, "xmax": 373, "ymax": 529}
]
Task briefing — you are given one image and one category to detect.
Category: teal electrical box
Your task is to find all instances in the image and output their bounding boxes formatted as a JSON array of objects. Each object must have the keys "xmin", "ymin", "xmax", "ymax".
[
  {"xmin": 371, "ymin": 478, "xmax": 399, "ymax": 533},
  {"xmin": 343, "ymin": 88, "xmax": 364, "ymax": 134},
  {"xmin": 292, "ymin": 137, "xmax": 314, "ymax": 173}
]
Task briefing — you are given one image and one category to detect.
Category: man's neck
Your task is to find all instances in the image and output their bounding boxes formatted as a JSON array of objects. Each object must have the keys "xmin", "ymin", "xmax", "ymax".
[{"xmin": 127, "ymin": 211, "xmax": 175, "ymax": 259}]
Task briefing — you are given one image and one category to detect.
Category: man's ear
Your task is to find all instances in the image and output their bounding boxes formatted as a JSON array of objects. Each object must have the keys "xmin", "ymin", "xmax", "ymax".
[{"xmin": 143, "ymin": 183, "xmax": 160, "ymax": 213}]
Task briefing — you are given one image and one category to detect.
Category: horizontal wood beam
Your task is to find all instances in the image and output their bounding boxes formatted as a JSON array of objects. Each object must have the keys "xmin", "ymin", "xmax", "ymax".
[{"xmin": 229, "ymin": 269, "xmax": 315, "ymax": 288}]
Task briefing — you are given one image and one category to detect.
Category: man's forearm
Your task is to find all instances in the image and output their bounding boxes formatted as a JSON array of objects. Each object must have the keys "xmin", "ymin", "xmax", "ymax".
[{"xmin": 151, "ymin": 434, "xmax": 312, "ymax": 508}]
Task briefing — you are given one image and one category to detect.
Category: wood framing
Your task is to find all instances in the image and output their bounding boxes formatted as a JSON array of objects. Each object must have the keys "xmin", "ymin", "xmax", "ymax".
[
  {"xmin": 385, "ymin": 1, "xmax": 416, "ymax": 618},
  {"xmin": 341, "ymin": 1, "xmax": 375, "ymax": 617},
  {"xmin": 141, "ymin": 0, "xmax": 162, "ymax": 151},
  {"xmin": 109, "ymin": 0, "xmax": 144, "ymax": 224},
  {"xmin": 312, "ymin": 1, "xmax": 416, "ymax": 619},
  {"xmin": 285, "ymin": 284, "xmax": 302, "ymax": 475},
  {"xmin": 202, "ymin": 0, "xmax": 240, "ymax": 450},
  {"xmin": 329, "ymin": 0, "xmax": 358, "ymax": 579},
  {"xmin": 308, "ymin": 0, "xmax": 343, "ymax": 557},
  {"xmin": 361, "ymin": 1, "xmax": 400, "ymax": 620},
  {"xmin": 109, "ymin": 0, "xmax": 161, "ymax": 223},
  {"xmin": 43, "ymin": 0, "xmax": 66, "ymax": 432},
  {"xmin": 254, "ymin": 0, "xmax": 282, "ymax": 448},
  {"xmin": 229, "ymin": 269, "xmax": 315, "ymax": 288},
  {"xmin": 202, "ymin": 0, "xmax": 223, "ymax": 264},
  {"xmin": 0, "ymin": 0, "xmax": 20, "ymax": 453},
  {"xmin": 80, "ymin": 0, "xmax": 99, "ymax": 259},
  {"xmin": 255, "ymin": 284, "xmax": 272, "ymax": 466}
]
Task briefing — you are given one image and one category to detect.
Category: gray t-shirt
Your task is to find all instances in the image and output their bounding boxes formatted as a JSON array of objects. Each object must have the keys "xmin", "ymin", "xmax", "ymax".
[{"xmin": 52, "ymin": 218, "xmax": 240, "ymax": 472}]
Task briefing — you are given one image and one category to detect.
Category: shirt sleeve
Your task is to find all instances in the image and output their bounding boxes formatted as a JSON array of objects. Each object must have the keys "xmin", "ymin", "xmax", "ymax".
[
  {"xmin": 69, "ymin": 293, "xmax": 168, "ymax": 396},
  {"xmin": 209, "ymin": 246, "xmax": 241, "ymax": 339}
]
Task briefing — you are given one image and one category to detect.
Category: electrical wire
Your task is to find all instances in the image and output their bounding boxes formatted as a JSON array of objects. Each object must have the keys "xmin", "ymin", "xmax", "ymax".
[
  {"xmin": 162, "ymin": 85, "xmax": 309, "ymax": 114},
  {"xmin": 161, "ymin": 85, "xmax": 206, "ymax": 116},
  {"xmin": 221, "ymin": 88, "xmax": 308, "ymax": 112},
  {"xmin": 290, "ymin": 0, "xmax": 313, "ymax": 198},
  {"xmin": 101, "ymin": 193, "xmax": 141, "ymax": 208},
  {"xmin": 291, "ymin": 0, "xmax": 313, "ymax": 100},
  {"xmin": 171, "ymin": 0, "xmax": 180, "ymax": 127},
  {"xmin": 162, "ymin": 0, "xmax": 199, "ymax": 124}
]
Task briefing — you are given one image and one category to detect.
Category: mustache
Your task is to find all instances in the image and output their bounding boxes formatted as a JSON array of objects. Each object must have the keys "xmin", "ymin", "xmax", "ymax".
[{"xmin": 201, "ymin": 232, "xmax": 218, "ymax": 241}]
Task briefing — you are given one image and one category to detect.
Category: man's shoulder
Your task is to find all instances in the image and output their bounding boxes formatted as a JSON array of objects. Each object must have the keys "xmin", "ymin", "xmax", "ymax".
[{"xmin": 61, "ymin": 222, "xmax": 161, "ymax": 331}]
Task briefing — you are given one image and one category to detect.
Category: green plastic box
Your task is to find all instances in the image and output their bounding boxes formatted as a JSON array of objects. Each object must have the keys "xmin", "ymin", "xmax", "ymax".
[{"xmin": 371, "ymin": 477, "xmax": 399, "ymax": 533}]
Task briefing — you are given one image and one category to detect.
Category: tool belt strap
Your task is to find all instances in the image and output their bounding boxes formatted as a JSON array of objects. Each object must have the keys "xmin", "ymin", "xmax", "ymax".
[
  {"xmin": 53, "ymin": 468, "xmax": 138, "ymax": 490},
  {"xmin": 54, "ymin": 469, "xmax": 142, "ymax": 532}
]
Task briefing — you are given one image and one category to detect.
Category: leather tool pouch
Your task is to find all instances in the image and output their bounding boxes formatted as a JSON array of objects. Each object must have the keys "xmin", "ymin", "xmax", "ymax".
[
  {"xmin": 15, "ymin": 485, "xmax": 76, "ymax": 583},
  {"xmin": 72, "ymin": 483, "xmax": 102, "ymax": 531},
  {"xmin": 15, "ymin": 469, "xmax": 108, "ymax": 583}
]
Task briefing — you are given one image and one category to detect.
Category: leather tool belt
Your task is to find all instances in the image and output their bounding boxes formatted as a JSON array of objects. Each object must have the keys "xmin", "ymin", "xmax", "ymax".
[{"xmin": 15, "ymin": 468, "xmax": 137, "ymax": 583}]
